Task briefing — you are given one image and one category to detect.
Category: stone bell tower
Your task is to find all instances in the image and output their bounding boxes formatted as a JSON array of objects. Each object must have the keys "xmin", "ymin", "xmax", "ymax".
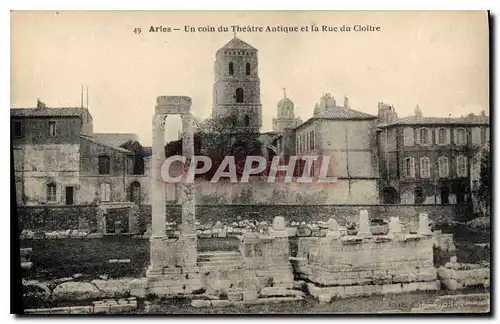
[{"xmin": 212, "ymin": 36, "xmax": 262, "ymax": 133}]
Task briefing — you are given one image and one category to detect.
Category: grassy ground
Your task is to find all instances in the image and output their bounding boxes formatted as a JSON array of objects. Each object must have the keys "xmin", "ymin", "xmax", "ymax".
[
  {"xmin": 140, "ymin": 289, "xmax": 489, "ymax": 314},
  {"xmin": 20, "ymin": 237, "xmax": 241, "ymax": 280}
]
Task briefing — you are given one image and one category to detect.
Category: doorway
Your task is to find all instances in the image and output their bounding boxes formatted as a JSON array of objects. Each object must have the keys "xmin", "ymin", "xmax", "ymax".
[
  {"xmin": 65, "ymin": 186, "xmax": 74, "ymax": 205},
  {"xmin": 440, "ymin": 186, "xmax": 450, "ymax": 205}
]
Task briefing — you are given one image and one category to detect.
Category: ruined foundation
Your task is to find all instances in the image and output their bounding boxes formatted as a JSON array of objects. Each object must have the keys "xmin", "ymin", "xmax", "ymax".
[{"xmin": 294, "ymin": 212, "xmax": 440, "ymax": 302}]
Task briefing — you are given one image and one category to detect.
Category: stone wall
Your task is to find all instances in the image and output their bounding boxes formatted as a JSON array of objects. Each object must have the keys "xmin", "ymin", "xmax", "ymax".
[
  {"xmin": 17, "ymin": 205, "xmax": 100, "ymax": 232},
  {"xmin": 17, "ymin": 204, "xmax": 464, "ymax": 234}
]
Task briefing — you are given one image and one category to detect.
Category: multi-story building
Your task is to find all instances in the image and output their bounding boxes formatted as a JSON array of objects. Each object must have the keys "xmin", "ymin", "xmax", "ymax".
[
  {"xmin": 11, "ymin": 101, "xmax": 149, "ymax": 206},
  {"xmin": 272, "ymin": 93, "xmax": 381, "ymax": 204},
  {"xmin": 377, "ymin": 104, "xmax": 490, "ymax": 205}
]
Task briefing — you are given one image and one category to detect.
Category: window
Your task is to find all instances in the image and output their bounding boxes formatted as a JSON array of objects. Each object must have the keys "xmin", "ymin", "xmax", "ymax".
[
  {"xmin": 245, "ymin": 62, "xmax": 251, "ymax": 75},
  {"xmin": 418, "ymin": 127, "xmax": 430, "ymax": 145},
  {"xmin": 48, "ymin": 121, "xmax": 57, "ymax": 137},
  {"xmin": 235, "ymin": 88, "xmax": 244, "ymax": 103},
  {"xmin": 420, "ymin": 157, "xmax": 431, "ymax": 178},
  {"xmin": 229, "ymin": 62, "xmax": 234, "ymax": 75},
  {"xmin": 100, "ymin": 183, "xmax": 111, "ymax": 202},
  {"xmin": 46, "ymin": 183, "xmax": 57, "ymax": 202},
  {"xmin": 457, "ymin": 155, "xmax": 467, "ymax": 177},
  {"xmin": 414, "ymin": 187, "xmax": 424, "ymax": 204},
  {"xmin": 98, "ymin": 155, "xmax": 111, "ymax": 174},
  {"xmin": 471, "ymin": 127, "xmax": 481, "ymax": 145},
  {"xmin": 437, "ymin": 127, "xmax": 449, "ymax": 145},
  {"xmin": 305, "ymin": 133, "xmax": 309, "ymax": 151},
  {"xmin": 403, "ymin": 127, "xmax": 414, "ymax": 146},
  {"xmin": 310, "ymin": 130, "xmax": 315, "ymax": 150},
  {"xmin": 403, "ymin": 157, "xmax": 415, "ymax": 178},
  {"xmin": 455, "ymin": 128, "xmax": 466, "ymax": 145},
  {"xmin": 243, "ymin": 115, "xmax": 250, "ymax": 127},
  {"xmin": 12, "ymin": 121, "xmax": 23, "ymax": 137},
  {"xmin": 438, "ymin": 156, "xmax": 449, "ymax": 178}
]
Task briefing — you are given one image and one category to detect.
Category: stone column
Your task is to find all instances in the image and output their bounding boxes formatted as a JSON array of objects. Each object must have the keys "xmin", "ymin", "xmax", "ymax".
[
  {"xmin": 358, "ymin": 209, "xmax": 371, "ymax": 236},
  {"xmin": 418, "ymin": 213, "xmax": 432, "ymax": 235},
  {"xmin": 180, "ymin": 113, "xmax": 196, "ymax": 235},
  {"xmin": 177, "ymin": 113, "xmax": 197, "ymax": 268},
  {"xmin": 151, "ymin": 114, "xmax": 166, "ymax": 237}
]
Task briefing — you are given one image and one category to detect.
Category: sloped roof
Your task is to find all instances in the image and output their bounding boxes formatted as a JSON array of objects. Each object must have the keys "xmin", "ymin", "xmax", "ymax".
[
  {"xmin": 312, "ymin": 106, "xmax": 377, "ymax": 120},
  {"xmin": 378, "ymin": 115, "xmax": 490, "ymax": 127},
  {"xmin": 10, "ymin": 107, "xmax": 89, "ymax": 118},
  {"xmin": 219, "ymin": 37, "xmax": 256, "ymax": 51},
  {"xmin": 94, "ymin": 133, "xmax": 139, "ymax": 147},
  {"xmin": 80, "ymin": 134, "xmax": 134, "ymax": 155}
]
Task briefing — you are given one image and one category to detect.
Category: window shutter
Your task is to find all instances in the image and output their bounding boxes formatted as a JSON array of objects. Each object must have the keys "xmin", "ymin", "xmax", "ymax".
[{"xmin": 434, "ymin": 128, "xmax": 439, "ymax": 144}]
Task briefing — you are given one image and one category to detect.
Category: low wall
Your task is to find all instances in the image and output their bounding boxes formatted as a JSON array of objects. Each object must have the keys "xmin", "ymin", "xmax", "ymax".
[
  {"xmin": 17, "ymin": 205, "xmax": 99, "ymax": 232},
  {"xmin": 16, "ymin": 204, "xmax": 465, "ymax": 234}
]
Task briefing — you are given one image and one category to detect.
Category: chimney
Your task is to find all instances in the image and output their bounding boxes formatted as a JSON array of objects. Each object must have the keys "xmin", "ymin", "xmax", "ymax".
[{"xmin": 36, "ymin": 98, "xmax": 47, "ymax": 109}]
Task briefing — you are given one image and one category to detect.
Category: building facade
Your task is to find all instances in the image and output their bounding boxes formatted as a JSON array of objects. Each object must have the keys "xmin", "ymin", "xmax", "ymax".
[
  {"xmin": 377, "ymin": 104, "xmax": 490, "ymax": 206},
  {"xmin": 11, "ymin": 104, "xmax": 149, "ymax": 206}
]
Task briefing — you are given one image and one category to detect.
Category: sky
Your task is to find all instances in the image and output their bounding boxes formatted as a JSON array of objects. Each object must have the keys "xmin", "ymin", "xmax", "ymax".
[{"xmin": 11, "ymin": 11, "xmax": 489, "ymax": 146}]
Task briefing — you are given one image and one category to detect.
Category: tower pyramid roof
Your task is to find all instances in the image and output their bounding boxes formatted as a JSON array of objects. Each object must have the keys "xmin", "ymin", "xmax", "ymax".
[{"xmin": 220, "ymin": 37, "xmax": 257, "ymax": 51}]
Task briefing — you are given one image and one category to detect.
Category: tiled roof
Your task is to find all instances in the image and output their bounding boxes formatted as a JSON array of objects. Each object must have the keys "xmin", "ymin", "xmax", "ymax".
[
  {"xmin": 80, "ymin": 135, "xmax": 134, "ymax": 155},
  {"xmin": 220, "ymin": 37, "xmax": 256, "ymax": 51},
  {"xmin": 312, "ymin": 106, "xmax": 377, "ymax": 120},
  {"xmin": 379, "ymin": 115, "xmax": 490, "ymax": 127},
  {"xmin": 94, "ymin": 133, "xmax": 139, "ymax": 147},
  {"xmin": 10, "ymin": 107, "xmax": 88, "ymax": 118}
]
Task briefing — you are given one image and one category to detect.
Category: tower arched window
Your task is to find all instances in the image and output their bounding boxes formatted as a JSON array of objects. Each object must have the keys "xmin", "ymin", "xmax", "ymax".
[
  {"xmin": 229, "ymin": 62, "xmax": 234, "ymax": 76},
  {"xmin": 244, "ymin": 115, "xmax": 250, "ymax": 127},
  {"xmin": 246, "ymin": 62, "xmax": 251, "ymax": 75},
  {"xmin": 235, "ymin": 88, "xmax": 244, "ymax": 103}
]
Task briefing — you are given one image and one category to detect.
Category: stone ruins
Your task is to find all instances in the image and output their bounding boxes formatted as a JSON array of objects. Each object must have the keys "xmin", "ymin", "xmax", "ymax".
[{"xmin": 124, "ymin": 96, "xmax": 490, "ymax": 306}]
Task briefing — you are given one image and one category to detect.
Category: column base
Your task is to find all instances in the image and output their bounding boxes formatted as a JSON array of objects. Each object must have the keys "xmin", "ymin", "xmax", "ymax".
[
  {"xmin": 149, "ymin": 235, "xmax": 178, "ymax": 269},
  {"xmin": 177, "ymin": 234, "xmax": 198, "ymax": 268}
]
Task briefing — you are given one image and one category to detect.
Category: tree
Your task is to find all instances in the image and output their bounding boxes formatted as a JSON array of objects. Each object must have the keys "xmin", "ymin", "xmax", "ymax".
[
  {"xmin": 164, "ymin": 115, "xmax": 264, "ymax": 180},
  {"xmin": 477, "ymin": 143, "xmax": 491, "ymax": 216},
  {"xmin": 120, "ymin": 140, "xmax": 147, "ymax": 174}
]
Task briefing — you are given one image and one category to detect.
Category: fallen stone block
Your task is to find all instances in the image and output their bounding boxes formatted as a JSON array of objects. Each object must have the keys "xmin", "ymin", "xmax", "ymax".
[
  {"xmin": 49, "ymin": 307, "xmax": 72, "ymax": 314},
  {"xmin": 110, "ymin": 303, "xmax": 136, "ymax": 313},
  {"xmin": 52, "ymin": 282, "xmax": 104, "ymax": 301},
  {"xmin": 243, "ymin": 290, "xmax": 258, "ymax": 301},
  {"xmin": 191, "ymin": 300, "xmax": 211, "ymax": 308},
  {"xmin": 211, "ymin": 300, "xmax": 232, "ymax": 307},
  {"xmin": 318, "ymin": 292, "xmax": 332, "ymax": 303},
  {"xmin": 24, "ymin": 308, "xmax": 51, "ymax": 314},
  {"xmin": 441, "ymin": 279, "xmax": 463, "ymax": 291},
  {"xmin": 54, "ymin": 277, "xmax": 74, "ymax": 284},
  {"xmin": 91, "ymin": 278, "xmax": 132, "ymax": 298},
  {"xmin": 227, "ymin": 291, "xmax": 243, "ymax": 301},
  {"xmin": 21, "ymin": 262, "xmax": 33, "ymax": 271},
  {"xmin": 69, "ymin": 306, "xmax": 93, "ymax": 314}
]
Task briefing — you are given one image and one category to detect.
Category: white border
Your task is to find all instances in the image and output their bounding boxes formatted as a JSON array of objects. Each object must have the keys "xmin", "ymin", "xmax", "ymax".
[{"xmin": 3, "ymin": 1, "xmax": 498, "ymax": 323}]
